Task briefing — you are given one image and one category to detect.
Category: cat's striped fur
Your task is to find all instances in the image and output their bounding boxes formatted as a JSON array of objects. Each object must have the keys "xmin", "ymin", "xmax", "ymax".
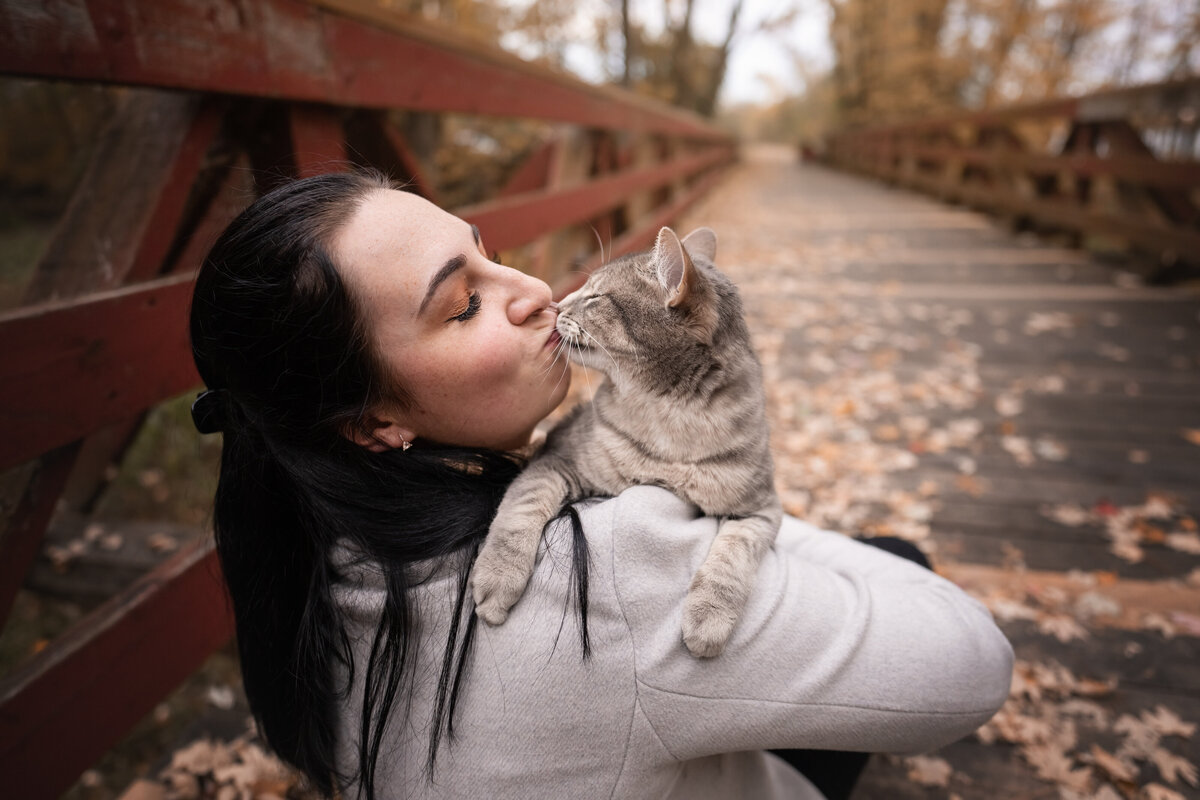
[{"xmin": 471, "ymin": 226, "xmax": 781, "ymax": 657}]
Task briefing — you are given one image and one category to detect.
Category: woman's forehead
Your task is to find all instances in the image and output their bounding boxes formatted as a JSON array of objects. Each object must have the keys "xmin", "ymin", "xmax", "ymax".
[{"xmin": 334, "ymin": 188, "xmax": 465, "ymax": 290}]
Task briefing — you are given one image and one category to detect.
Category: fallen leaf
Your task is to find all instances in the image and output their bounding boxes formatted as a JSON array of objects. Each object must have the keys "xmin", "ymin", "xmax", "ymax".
[
  {"xmin": 1165, "ymin": 532, "xmax": 1200, "ymax": 555},
  {"xmin": 1020, "ymin": 742, "xmax": 1092, "ymax": 791},
  {"xmin": 148, "ymin": 532, "xmax": 179, "ymax": 554},
  {"xmin": 1150, "ymin": 748, "xmax": 1198, "ymax": 786},
  {"xmin": 905, "ymin": 755, "xmax": 953, "ymax": 787},
  {"xmin": 1038, "ymin": 615, "xmax": 1089, "ymax": 643},
  {"xmin": 1087, "ymin": 744, "xmax": 1137, "ymax": 783},
  {"xmin": 1142, "ymin": 783, "xmax": 1187, "ymax": 800},
  {"xmin": 1141, "ymin": 707, "xmax": 1197, "ymax": 739},
  {"xmin": 996, "ymin": 392, "xmax": 1024, "ymax": 416}
]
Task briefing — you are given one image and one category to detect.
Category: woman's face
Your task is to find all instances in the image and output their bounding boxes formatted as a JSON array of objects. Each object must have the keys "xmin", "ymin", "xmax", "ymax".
[{"xmin": 334, "ymin": 188, "xmax": 570, "ymax": 451}]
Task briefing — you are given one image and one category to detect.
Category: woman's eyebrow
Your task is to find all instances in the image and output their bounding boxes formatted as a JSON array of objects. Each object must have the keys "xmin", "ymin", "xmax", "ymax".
[
  {"xmin": 471, "ymin": 224, "xmax": 481, "ymax": 245},
  {"xmin": 417, "ymin": 254, "xmax": 466, "ymax": 317}
]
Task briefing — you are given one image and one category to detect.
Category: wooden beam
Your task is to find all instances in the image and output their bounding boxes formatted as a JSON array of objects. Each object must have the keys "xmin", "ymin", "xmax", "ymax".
[
  {"xmin": 289, "ymin": 104, "xmax": 348, "ymax": 178},
  {"xmin": 0, "ymin": 540, "xmax": 233, "ymax": 800},
  {"xmin": 457, "ymin": 147, "xmax": 733, "ymax": 253},
  {"xmin": 0, "ymin": 274, "xmax": 199, "ymax": 472},
  {"xmin": 0, "ymin": 447, "xmax": 77, "ymax": 630},
  {"xmin": 0, "ymin": 0, "xmax": 728, "ymax": 141},
  {"xmin": 846, "ymin": 143, "xmax": 1200, "ymax": 190},
  {"xmin": 552, "ymin": 163, "xmax": 732, "ymax": 299},
  {"xmin": 859, "ymin": 164, "xmax": 1200, "ymax": 259},
  {"xmin": 21, "ymin": 90, "xmax": 199, "ymax": 303},
  {"xmin": 498, "ymin": 139, "xmax": 558, "ymax": 198}
]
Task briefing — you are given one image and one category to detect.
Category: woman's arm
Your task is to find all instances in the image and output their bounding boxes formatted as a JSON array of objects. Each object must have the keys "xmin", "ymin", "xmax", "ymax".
[{"xmin": 606, "ymin": 485, "xmax": 1013, "ymax": 761}]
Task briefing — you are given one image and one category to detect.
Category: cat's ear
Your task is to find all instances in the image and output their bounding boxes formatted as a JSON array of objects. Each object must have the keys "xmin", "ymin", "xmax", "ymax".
[
  {"xmin": 654, "ymin": 226, "xmax": 718, "ymax": 343},
  {"xmin": 653, "ymin": 226, "xmax": 700, "ymax": 309},
  {"xmin": 681, "ymin": 227, "xmax": 717, "ymax": 263}
]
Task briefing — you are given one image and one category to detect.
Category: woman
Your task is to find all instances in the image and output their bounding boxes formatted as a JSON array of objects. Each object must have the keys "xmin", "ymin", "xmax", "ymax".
[{"xmin": 189, "ymin": 171, "xmax": 1013, "ymax": 800}]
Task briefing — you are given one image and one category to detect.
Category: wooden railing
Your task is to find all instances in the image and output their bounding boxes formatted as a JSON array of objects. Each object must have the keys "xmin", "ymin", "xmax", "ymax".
[
  {"xmin": 820, "ymin": 78, "xmax": 1200, "ymax": 271},
  {"xmin": 0, "ymin": 1, "xmax": 735, "ymax": 796}
]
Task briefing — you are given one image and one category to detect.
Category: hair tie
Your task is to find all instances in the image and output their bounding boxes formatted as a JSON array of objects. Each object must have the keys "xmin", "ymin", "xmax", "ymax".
[{"xmin": 191, "ymin": 389, "xmax": 228, "ymax": 434}]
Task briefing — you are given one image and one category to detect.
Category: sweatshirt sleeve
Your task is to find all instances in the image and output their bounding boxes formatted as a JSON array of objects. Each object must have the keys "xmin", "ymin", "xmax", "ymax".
[{"xmin": 606, "ymin": 485, "xmax": 1014, "ymax": 761}]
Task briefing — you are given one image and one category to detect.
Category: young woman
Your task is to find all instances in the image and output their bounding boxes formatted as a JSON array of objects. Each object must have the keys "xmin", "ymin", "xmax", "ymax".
[{"xmin": 189, "ymin": 171, "xmax": 1013, "ymax": 800}]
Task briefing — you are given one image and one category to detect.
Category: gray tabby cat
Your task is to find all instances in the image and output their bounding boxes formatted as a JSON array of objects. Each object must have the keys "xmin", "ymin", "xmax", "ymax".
[{"xmin": 471, "ymin": 226, "xmax": 781, "ymax": 657}]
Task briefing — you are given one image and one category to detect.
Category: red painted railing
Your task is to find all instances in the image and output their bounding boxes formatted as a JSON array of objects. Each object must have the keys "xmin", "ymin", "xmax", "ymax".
[{"xmin": 0, "ymin": 1, "xmax": 735, "ymax": 796}]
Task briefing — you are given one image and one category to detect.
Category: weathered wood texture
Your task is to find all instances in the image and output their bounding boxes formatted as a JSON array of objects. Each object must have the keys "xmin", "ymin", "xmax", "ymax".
[
  {"xmin": 673, "ymin": 146, "xmax": 1200, "ymax": 799},
  {"xmin": 0, "ymin": 0, "xmax": 724, "ymax": 139},
  {"xmin": 821, "ymin": 78, "xmax": 1200, "ymax": 273}
]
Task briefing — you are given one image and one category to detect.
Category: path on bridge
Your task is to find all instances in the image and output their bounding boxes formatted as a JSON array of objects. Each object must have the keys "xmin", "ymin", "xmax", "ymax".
[{"xmin": 677, "ymin": 145, "xmax": 1200, "ymax": 799}]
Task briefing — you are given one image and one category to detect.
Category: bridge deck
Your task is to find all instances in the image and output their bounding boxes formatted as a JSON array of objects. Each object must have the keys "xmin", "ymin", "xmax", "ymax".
[{"xmin": 679, "ymin": 145, "xmax": 1200, "ymax": 799}]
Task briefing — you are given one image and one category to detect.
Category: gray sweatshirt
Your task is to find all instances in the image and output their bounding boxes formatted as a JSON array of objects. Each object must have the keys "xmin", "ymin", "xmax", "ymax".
[{"xmin": 331, "ymin": 486, "xmax": 1013, "ymax": 799}]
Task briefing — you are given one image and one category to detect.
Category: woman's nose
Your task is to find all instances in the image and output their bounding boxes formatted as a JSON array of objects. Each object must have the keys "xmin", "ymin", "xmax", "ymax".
[{"xmin": 504, "ymin": 268, "xmax": 553, "ymax": 325}]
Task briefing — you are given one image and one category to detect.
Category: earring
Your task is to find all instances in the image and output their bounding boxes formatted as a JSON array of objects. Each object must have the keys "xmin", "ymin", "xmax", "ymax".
[{"xmin": 401, "ymin": 439, "xmax": 412, "ymax": 451}]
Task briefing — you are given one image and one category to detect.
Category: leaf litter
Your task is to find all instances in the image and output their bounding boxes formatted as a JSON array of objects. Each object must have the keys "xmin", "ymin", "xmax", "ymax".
[{"xmin": 670, "ymin": 162, "xmax": 1200, "ymax": 798}]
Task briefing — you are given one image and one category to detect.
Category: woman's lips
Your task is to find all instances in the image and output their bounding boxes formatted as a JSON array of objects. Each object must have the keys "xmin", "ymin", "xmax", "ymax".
[{"xmin": 546, "ymin": 328, "xmax": 562, "ymax": 348}]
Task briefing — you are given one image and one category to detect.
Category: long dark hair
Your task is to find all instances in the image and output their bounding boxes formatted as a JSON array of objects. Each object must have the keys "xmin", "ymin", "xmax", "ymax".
[{"xmin": 189, "ymin": 172, "xmax": 554, "ymax": 798}]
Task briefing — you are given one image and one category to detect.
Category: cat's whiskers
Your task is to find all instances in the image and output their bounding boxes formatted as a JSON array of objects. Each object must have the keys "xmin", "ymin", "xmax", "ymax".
[
  {"xmin": 577, "ymin": 325, "xmax": 621, "ymax": 379},
  {"xmin": 546, "ymin": 343, "xmax": 572, "ymax": 398},
  {"xmin": 539, "ymin": 338, "xmax": 567, "ymax": 380},
  {"xmin": 589, "ymin": 225, "xmax": 606, "ymax": 265}
]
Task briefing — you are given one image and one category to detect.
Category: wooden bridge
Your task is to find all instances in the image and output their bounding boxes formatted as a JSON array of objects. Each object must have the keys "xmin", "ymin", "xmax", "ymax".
[
  {"xmin": 1, "ymin": 2, "xmax": 1198, "ymax": 798},
  {"xmin": 681, "ymin": 145, "xmax": 1200, "ymax": 799}
]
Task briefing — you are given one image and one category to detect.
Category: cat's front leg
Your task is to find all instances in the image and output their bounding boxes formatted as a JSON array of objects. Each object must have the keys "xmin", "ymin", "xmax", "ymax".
[
  {"xmin": 471, "ymin": 460, "xmax": 573, "ymax": 625},
  {"xmin": 682, "ymin": 498, "xmax": 783, "ymax": 657}
]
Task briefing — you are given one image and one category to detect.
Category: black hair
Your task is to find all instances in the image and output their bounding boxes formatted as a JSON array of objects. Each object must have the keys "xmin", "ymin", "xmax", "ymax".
[{"xmin": 189, "ymin": 172, "xmax": 587, "ymax": 798}]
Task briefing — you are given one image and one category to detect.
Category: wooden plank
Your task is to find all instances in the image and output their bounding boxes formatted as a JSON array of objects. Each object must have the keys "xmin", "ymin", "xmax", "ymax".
[
  {"xmin": 379, "ymin": 119, "xmax": 439, "ymax": 203},
  {"xmin": 0, "ymin": 446, "xmax": 77, "ymax": 630},
  {"xmin": 875, "ymin": 144, "xmax": 1200, "ymax": 190},
  {"xmin": 0, "ymin": 0, "xmax": 728, "ymax": 141},
  {"xmin": 0, "ymin": 540, "xmax": 233, "ymax": 800},
  {"xmin": 498, "ymin": 138, "xmax": 557, "ymax": 198},
  {"xmin": 289, "ymin": 104, "xmax": 347, "ymax": 177},
  {"xmin": 125, "ymin": 98, "xmax": 227, "ymax": 282},
  {"xmin": 0, "ymin": 274, "xmax": 199, "ymax": 472},
  {"xmin": 343, "ymin": 111, "xmax": 440, "ymax": 202},
  {"xmin": 458, "ymin": 147, "xmax": 732, "ymax": 253},
  {"xmin": 553, "ymin": 163, "xmax": 732, "ymax": 298},
  {"xmin": 867, "ymin": 166, "xmax": 1200, "ymax": 258}
]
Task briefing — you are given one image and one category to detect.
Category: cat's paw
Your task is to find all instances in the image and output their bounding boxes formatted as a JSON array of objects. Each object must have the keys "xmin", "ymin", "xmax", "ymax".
[
  {"xmin": 681, "ymin": 582, "xmax": 739, "ymax": 658},
  {"xmin": 470, "ymin": 539, "xmax": 533, "ymax": 626}
]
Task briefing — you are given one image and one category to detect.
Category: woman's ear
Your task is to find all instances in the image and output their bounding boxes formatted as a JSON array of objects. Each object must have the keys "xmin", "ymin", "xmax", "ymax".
[{"xmin": 346, "ymin": 412, "xmax": 417, "ymax": 452}]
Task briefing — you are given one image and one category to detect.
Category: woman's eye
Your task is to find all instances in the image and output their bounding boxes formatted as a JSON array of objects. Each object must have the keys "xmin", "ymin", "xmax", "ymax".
[{"xmin": 449, "ymin": 292, "xmax": 481, "ymax": 323}]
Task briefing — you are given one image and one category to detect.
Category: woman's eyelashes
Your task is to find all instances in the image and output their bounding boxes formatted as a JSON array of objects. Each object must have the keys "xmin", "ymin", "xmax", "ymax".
[{"xmin": 448, "ymin": 291, "xmax": 481, "ymax": 323}]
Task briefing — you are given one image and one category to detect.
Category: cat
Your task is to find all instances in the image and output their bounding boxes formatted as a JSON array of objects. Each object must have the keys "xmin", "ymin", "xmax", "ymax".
[{"xmin": 471, "ymin": 226, "xmax": 781, "ymax": 658}]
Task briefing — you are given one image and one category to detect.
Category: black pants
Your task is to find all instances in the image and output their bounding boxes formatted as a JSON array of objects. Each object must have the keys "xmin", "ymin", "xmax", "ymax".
[{"xmin": 768, "ymin": 536, "xmax": 932, "ymax": 800}]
